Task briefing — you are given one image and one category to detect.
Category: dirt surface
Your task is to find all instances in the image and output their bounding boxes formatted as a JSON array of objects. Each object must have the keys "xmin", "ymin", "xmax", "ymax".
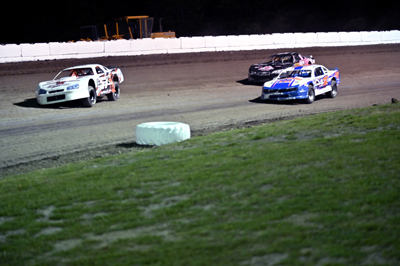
[{"xmin": 1, "ymin": 44, "xmax": 400, "ymax": 178}]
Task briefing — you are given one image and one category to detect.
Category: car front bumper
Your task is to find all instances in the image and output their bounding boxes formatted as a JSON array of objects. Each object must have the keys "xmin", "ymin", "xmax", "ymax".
[
  {"xmin": 260, "ymin": 87, "xmax": 308, "ymax": 101},
  {"xmin": 36, "ymin": 89, "xmax": 89, "ymax": 105}
]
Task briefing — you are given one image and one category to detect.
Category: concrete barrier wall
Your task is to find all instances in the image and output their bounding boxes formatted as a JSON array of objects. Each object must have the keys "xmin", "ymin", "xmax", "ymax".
[{"xmin": 1, "ymin": 30, "xmax": 399, "ymax": 63}]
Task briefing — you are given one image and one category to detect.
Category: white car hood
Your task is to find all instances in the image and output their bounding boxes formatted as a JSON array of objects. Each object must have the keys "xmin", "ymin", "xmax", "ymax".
[
  {"xmin": 264, "ymin": 77, "xmax": 309, "ymax": 88},
  {"xmin": 39, "ymin": 77, "xmax": 81, "ymax": 91}
]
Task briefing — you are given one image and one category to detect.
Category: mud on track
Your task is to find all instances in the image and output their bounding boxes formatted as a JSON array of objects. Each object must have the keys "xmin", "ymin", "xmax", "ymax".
[{"xmin": 1, "ymin": 44, "xmax": 400, "ymax": 178}]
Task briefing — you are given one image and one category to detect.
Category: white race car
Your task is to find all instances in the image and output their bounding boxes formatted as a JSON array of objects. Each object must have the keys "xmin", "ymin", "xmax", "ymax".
[{"xmin": 36, "ymin": 64, "xmax": 124, "ymax": 107}]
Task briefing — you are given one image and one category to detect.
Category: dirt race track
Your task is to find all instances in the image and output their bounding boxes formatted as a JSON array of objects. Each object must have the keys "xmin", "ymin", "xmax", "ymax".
[{"xmin": 1, "ymin": 44, "xmax": 400, "ymax": 177}]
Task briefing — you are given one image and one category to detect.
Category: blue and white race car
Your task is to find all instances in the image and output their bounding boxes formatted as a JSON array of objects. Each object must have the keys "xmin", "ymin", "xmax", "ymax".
[{"xmin": 260, "ymin": 64, "xmax": 340, "ymax": 104}]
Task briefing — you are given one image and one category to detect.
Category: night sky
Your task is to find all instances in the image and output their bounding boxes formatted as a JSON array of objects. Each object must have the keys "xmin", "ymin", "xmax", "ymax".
[{"xmin": 2, "ymin": 0, "xmax": 399, "ymax": 44}]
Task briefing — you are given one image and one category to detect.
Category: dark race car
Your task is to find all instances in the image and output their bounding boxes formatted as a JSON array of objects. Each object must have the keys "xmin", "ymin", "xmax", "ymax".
[{"xmin": 248, "ymin": 52, "xmax": 315, "ymax": 83}]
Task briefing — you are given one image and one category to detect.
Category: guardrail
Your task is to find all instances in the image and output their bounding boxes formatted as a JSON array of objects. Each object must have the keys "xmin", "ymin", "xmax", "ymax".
[{"xmin": 1, "ymin": 30, "xmax": 399, "ymax": 63}]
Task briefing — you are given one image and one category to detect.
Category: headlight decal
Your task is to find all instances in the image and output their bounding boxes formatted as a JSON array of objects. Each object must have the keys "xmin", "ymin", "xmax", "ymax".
[{"xmin": 67, "ymin": 84, "xmax": 80, "ymax": 91}]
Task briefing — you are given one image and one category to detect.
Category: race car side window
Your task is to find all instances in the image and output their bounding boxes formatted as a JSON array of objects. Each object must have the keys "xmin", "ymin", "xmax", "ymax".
[
  {"xmin": 96, "ymin": 67, "xmax": 104, "ymax": 74},
  {"xmin": 294, "ymin": 54, "xmax": 301, "ymax": 62},
  {"xmin": 315, "ymin": 67, "xmax": 324, "ymax": 76}
]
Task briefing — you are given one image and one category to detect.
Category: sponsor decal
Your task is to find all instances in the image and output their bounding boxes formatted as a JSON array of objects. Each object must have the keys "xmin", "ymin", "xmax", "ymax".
[
  {"xmin": 257, "ymin": 66, "xmax": 274, "ymax": 71},
  {"xmin": 322, "ymin": 76, "xmax": 328, "ymax": 87},
  {"xmin": 276, "ymin": 78, "xmax": 294, "ymax": 84},
  {"xmin": 108, "ymin": 72, "xmax": 116, "ymax": 92}
]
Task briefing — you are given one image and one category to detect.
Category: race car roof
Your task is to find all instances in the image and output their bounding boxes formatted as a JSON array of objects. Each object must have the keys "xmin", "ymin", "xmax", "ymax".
[
  {"xmin": 292, "ymin": 64, "xmax": 324, "ymax": 70},
  {"xmin": 62, "ymin": 64, "xmax": 104, "ymax": 71},
  {"xmin": 270, "ymin": 52, "xmax": 297, "ymax": 56}
]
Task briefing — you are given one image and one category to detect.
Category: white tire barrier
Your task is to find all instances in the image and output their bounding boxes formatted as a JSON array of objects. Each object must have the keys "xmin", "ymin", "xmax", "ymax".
[{"xmin": 135, "ymin": 122, "xmax": 191, "ymax": 146}]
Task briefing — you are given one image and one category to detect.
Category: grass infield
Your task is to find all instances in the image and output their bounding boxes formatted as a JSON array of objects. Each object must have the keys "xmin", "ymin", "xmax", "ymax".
[{"xmin": 1, "ymin": 103, "xmax": 399, "ymax": 266}]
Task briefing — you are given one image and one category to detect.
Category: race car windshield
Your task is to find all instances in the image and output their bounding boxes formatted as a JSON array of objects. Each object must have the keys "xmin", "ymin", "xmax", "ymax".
[
  {"xmin": 280, "ymin": 70, "xmax": 312, "ymax": 78},
  {"xmin": 55, "ymin": 68, "xmax": 94, "ymax": 79}
]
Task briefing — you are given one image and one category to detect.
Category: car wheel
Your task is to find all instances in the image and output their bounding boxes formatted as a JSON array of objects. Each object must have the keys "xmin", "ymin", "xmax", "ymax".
[
  {"xmin": 107, "ymin": 82, "xmax": 120, "ymax": 101},
  {"xmin": 304, "ymin": 85, "xmax": 315, "ymax": 104},
  {"xmin": 326, "ymin": 80, "xmax": 337, "ymax": 98},
  {"xmin": 82, "ymin": 86, "xmax": 97, "ymax": 107}
]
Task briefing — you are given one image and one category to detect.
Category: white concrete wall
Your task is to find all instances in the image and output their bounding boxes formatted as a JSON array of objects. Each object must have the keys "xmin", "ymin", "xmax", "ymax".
[{"xmin": 1, "ymin": 30, "xmax": 399, "ymax": 63}]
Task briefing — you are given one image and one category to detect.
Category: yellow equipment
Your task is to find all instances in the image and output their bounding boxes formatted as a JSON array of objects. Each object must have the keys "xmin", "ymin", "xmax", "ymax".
[
  {"xmin": 122, "ymin": 16, "xmax": 152, "ymax": 39},
  {"xmin": 151, "ymin": 31, "xmax": 176, "ymax": 39},
  {"xmin": 100, "ymin": 16, "xmax": 175, "ymax": 40}
]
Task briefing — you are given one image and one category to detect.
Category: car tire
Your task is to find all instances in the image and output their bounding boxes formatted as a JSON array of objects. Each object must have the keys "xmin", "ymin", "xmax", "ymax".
[
  {"xmin": 136, "ymin": 122, "xmax": 191, "ymax": 146},
  {"xmin": 82, "ymin": 86, "xmax": 97, "ymax": 107},
  {"xmin": 304, "ymin": 85, "xmax": 315, "ymax": 104},
  {"xmin": 326, "ymin": 80, "xmax": 337, "ymax": 98},
  {"xmin": 107, "ymin": 82, "xmax": 120, "ymax": 101}
]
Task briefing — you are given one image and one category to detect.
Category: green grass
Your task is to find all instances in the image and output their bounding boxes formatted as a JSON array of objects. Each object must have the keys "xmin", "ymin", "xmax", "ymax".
[{"xmin": 1, "ymin": 103, "xmax": 400, "ymax": 266}]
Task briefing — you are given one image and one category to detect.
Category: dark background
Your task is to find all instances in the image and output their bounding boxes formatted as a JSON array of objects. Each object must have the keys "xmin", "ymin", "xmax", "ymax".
[{"xmin": 2, "ymin": 0, "xmax": 399, "ymax": 44}]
